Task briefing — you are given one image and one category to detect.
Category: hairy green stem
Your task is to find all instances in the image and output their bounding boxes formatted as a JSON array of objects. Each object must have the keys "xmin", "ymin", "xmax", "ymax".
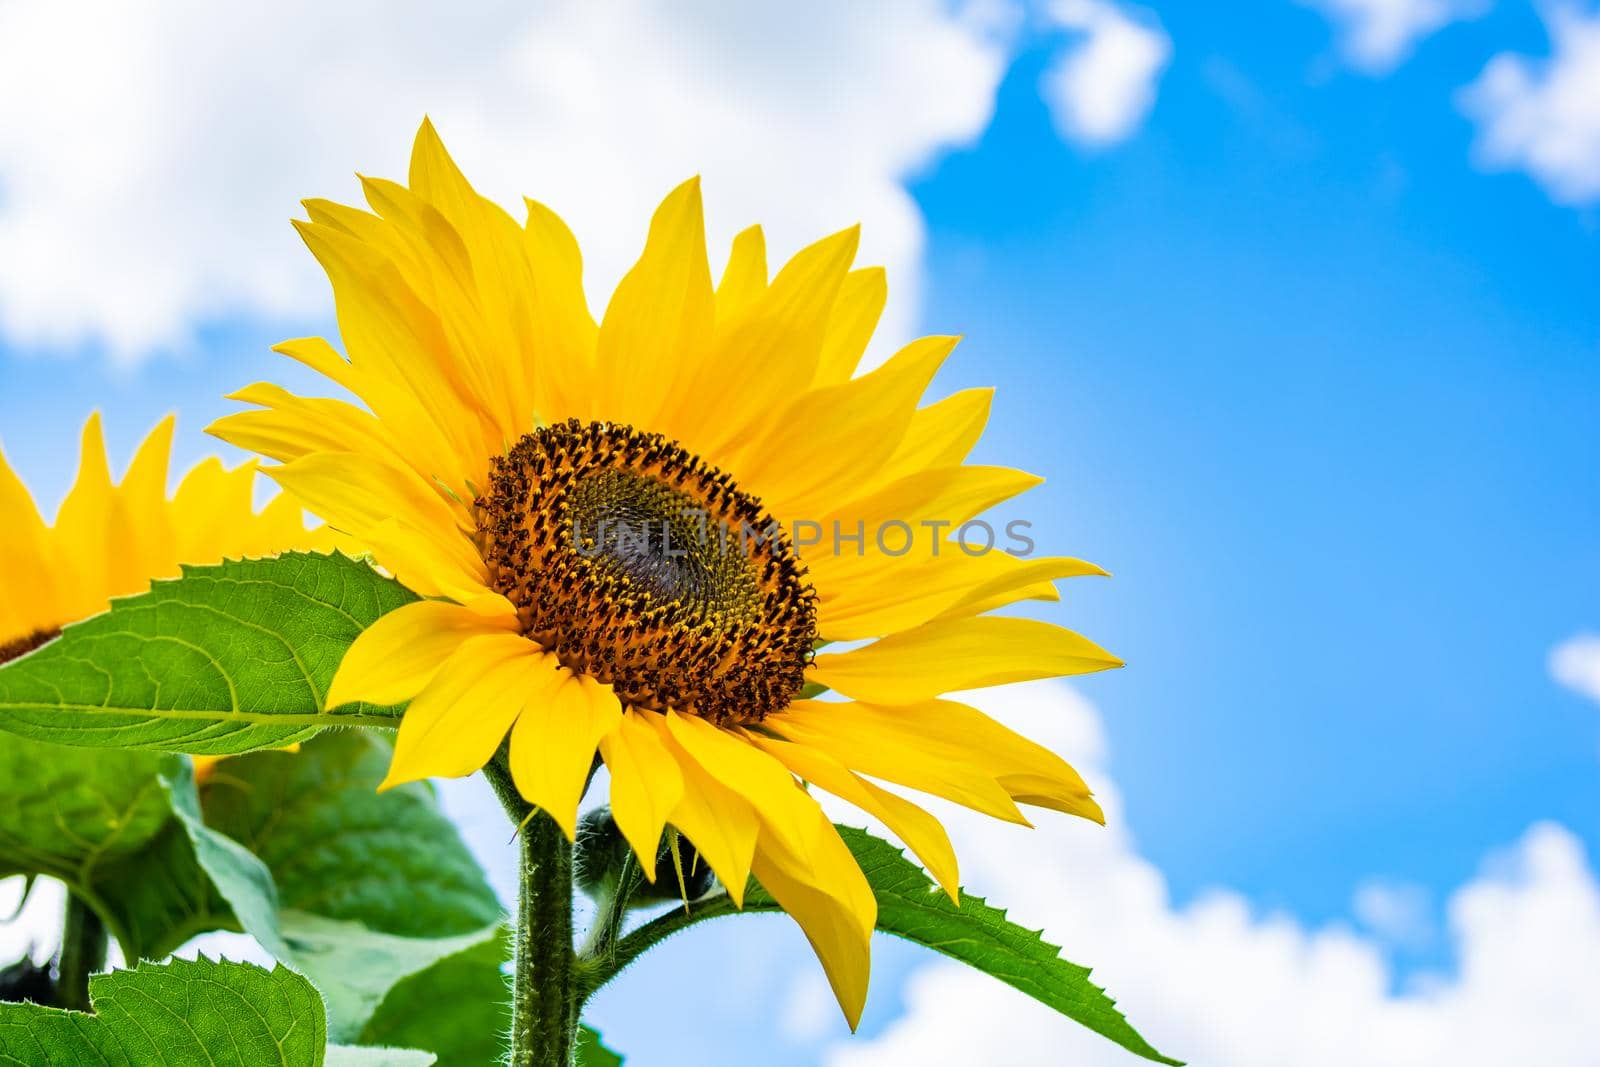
[
  {"xmin": 56, "ymin": 893, "xmax": 107, "ymax": 1012},
  {"xmin": 484, "ymin": 756, "xmax": 578, "ymax": 1067}
]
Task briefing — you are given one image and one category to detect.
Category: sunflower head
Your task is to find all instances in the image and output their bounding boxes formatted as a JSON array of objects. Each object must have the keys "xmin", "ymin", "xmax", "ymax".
[
  {"xmin": 477, "ymin": 417, "xmax": 817, "ymax": 725},
  {"xmin": 212, "ymin": 118, "xmax": 1122, "ymax": 1027}
]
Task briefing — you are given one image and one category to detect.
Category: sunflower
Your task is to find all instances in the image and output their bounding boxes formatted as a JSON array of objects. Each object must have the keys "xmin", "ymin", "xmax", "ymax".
[
  {"xmin": 209, "ymin": 120, "xmax": 1121, "ymax": 1025},
  {"xmin": 0, "ymin": 414, "xmax": 332, "ymax": 771}
]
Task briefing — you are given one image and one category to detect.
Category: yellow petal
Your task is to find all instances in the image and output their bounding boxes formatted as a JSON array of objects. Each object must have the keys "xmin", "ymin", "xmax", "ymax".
[
  {"xmin": 51, "ymin": 413, "xmax": 135, "ymax": 619},
  {"xmin": 272, "ymin": 336, "xmax": 358, "ymax": 393},
  {"xmin": 810, "ymin": 616, "xmax": 1123, "ymax": 705},
  {"xmin": 381, "ymin": 633, "xmax": 546, "ymax": 789},
  {"xmin": 663, "ymin": 710, "xmax": 823, "ymax": 864},
  {"xmin": 292, "ymin": 217, "xmax": 491, "ymax": 491},
  {"xmin": 598, "ymin": 709, "xmax": 685, "ymax": 881},
  {"xmin": 768, "ymin": 702, "xmax": 1027, "ymax": 825},
  {"xmin": 878, "ymin": 387, "xmax": 993, "ymax": 483},
  {"xmin": 112, "ymin": 416, "xmax": 180, "ymax": 590},
  {"xmin": 169, "ymin": 456, "xmax": 266, "ymax": 568},
  {"xmin": 213, "ymin": 384, "xmax": 404, "ymax": 467},
  {"xmin": 752, "ymin": 733, "xmax": 960, "ymax": 900},
  {"xmin": 744, "ymin": 334, "xmax": 957, "ymax": 519},
  {"xmin": 929, "ymin": 555, "xmax": 1104, "ymax": 622},
  {"xmin": 669, "ymin": 226, "xmax": 859, "ymax": 458},
  {"xmin": 817, "ymin": 553, "xmax": 1106, "ymax": 642},
  {"xmin": 522, "ymin": 197, "xmax": 599, "ymax": 421},
  {"xmin": 268, "ymin": 451, "xmax": 486, "ymax": 599},
  {"xmin": 326, "ymin": 596, "xmax": 519, "ymax": 710},
  {"xmin": 750, "ymin": 816, "xmax": 876, "ymax": 1030},
  {"xmin": 812, "ymin": 267, "xmax": 886, "ymax": 386},
  {"xmin": 779, "ymin": 699, "xmax": 1102, "ymax": 824},
  {"xmin": 0, "ymin": 437, "xmax": 64, "ymax": 639},
  {"xmin": 510, "ymin": 669, "xmax": 622, "ymax": 840},
  {"xmin": 715, "ymin": 224, "xmax": 767, "ymax": 325},
  {"xmin": 592, "ymin": 177, "xmax": 714, "ymax": 431},
  {"xmin": 645, "ymin": 713, "xmax": 759, "ymax": 906}
]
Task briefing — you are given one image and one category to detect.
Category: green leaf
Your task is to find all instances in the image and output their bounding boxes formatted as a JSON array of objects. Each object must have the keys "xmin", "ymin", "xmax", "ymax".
[
  {"xmin": 600, "ymin": 825, "xmax": 1178, "ymax": 1066},
  {"xmin": 577, "ymin": 1025, "xmax": 624, "ymax": 1067},
  {"xmin": 0, "ymin": 734, "xmax": 177, "ymax": 884},
  {"xmin": 279, "ymin": 911, "xmax": 504, "ymax": 1042},
  {"xmin": 0, "ymin": 958, "xmax": 326, "ymax": 1065},
  {"xmin": 0, "ymin": 733, "xmax": 217, "ymax": 961},
  {"xmin": 0, "ymin": 552, "xmax": 415, "ymax": 755},
  {"xmin": 162, "ymin": 759, "xmax": 294, "ymax": 962},
  {"xmin": 200, "ymin": 732, "xmax": 501, "ymax": 937},
  {"xmin": 89, "ymin": 816, "xmax": 220, "ymax": 962},
  {"xmin": 166, "ymin": 735, "xmax": 506, "ymax": 1040},
  {"xmin": 359, "ymin": 931, "xmax": 511, "ymax": 1067}
]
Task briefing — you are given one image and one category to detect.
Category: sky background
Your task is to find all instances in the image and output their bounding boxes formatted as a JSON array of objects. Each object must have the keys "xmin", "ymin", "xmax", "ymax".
[{"xmin": 1, "ymin": 1, "xmax": 1598, "ymax": 1064}]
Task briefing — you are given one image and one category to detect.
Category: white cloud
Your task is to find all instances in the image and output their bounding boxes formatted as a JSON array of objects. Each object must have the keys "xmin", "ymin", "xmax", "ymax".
[
  {"xmin": 822, "ymin": 681, "xmax": 1600, "ymax": 1067},
  {"xmin": 1550, "ymin": 632, "xmax": 1600, "ymax": 703},
  {"xmin": 1039, "ymin": 1, "xmax": 1171, "ymax": 146},
  {"xmin": 1303, "ymin": 0, "xmax": 1488, "ymax": 73},
  {"xmin": 1461, "ymin": 7, "xmax": 1600, "ymax": 204},
  {"xmin": 0, "ymin": 1, "xmax": 1009, "ymax": 363}
]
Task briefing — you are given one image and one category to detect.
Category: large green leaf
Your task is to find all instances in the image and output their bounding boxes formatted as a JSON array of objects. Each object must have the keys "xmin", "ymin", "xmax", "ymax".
[
  {"xmin": 163, "ymin": 759, "xmax": 294, "ymax": 961},
  {"xmin": 174, "ymin": 735, "xmax": 506, "ymax": 1039},
  {"xmin": 0, "ymin": 734, "xmax": 177, "ymax": 883},
  {"xmin": 0, "ymin": 734, "xmax": 214, "ymax": 961},
  {"xmin": 359, "ymin": 932, "xmax": 511, "ymax": 1066},
  {"xmin": 89, "ymin": 816, "xmax": 220, "ymax": 962},
  {"xmin": 279, "ymin": 912, "xmax": 503, "ymax": 1042},
  {"xmin": 600, "ymin": 826, "xmax": 1178, "ymax": 1066},
  {"xmin": 200, "ymin": 732, "xmax": 501, "ymax": 938},
  {"xmin": 0, "ymin": 552, "xmax": 415, "ymax": 755},
  {"xmin": 0, "ymin": 957, "xmax": 438, "ymax": 1066},
  {"xmin": 0, "ymin": 958, "xmax": 327, "ymax": 1065}
]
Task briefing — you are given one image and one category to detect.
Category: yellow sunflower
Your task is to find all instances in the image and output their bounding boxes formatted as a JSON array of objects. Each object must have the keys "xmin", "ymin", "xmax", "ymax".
[
  {"xmin": 0, "ymin": 413, "xmax": 332, "ymax": 771},
  {"xmin": 209, "ymin": 119, "xmax": 1121, "ymax": 1026}
]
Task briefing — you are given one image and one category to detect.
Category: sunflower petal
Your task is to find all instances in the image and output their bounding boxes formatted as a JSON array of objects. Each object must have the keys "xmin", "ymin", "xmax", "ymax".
[
  {"xmin": 879, "ymin": 387, "xmax": 993, "ymax": 482},
  {"xmin": 745, "ymin": 334, "xmax": 957, "ymax": 519},
  {"xmin": 593, "ymin": 177, "xmax": 714, "ymax": 430},
  {"xmin": 326, "ymin": 596, "xmax": 519, "ymax": 710},
  {"xmin": 768, "ymin": 702, "xmax": 1027, "ymax": 825},
  {"xmin": 381, "ymin": 633, "xmax": 547, "ymax": 789},
  {"xmin": 752, "ymin": 733, "xmax": 960, "ymax": 900},
  {"xmin": 812, "ymin": 266, "xmax": 886, "ymax": 386},
  {"xmin": 779, "ymin": 698, "xmax": 1102, "ymax": 824},
  {"xmin": 268, "ymin": 451, "xmax": 486, "ymax": 598},
  {"xmin": 810, "ymin": 616, "xmax": 1123, "ymax": 705},
  {"xmin": 663, "ymin": 710, "xmax": 822, "ymax": 863},
  {"xmin": 646, "ymin": 713, "xmax": 759, "ymax": 906},
  {"xmin": 715, "ymin": 225, "xmax": 767, "ymax": 324},
  {"xmin": 750, "ymin": 815, "xmax": 876, "ymax": 1030},
  {"xmin": 511, "ymin": 669, "xmax": 622, "ymax": 840},
  {"xmin": 598, "ymin": 709, "xmax": 686, "ymax": 881}
]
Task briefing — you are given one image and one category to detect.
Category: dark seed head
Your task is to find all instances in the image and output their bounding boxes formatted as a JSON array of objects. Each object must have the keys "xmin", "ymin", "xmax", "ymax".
[{"xmin": 476, "ymin": 419, "xmax": 816, "ymax": 725}]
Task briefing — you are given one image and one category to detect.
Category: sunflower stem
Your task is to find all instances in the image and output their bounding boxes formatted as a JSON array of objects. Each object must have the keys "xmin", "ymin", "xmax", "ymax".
[
  {"xmin": 57, "ymin": 893, "xmax": 107, "ymax": 1013},
  {"xmin": 485, "ymin": 755, "xmax": 579, "ymax": 1067}
]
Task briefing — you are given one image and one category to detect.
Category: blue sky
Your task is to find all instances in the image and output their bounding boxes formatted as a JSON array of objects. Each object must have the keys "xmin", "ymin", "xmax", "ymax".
[{"xmin": 2, "ymin": 2, "xmax": 1597, "ymax": 1064}]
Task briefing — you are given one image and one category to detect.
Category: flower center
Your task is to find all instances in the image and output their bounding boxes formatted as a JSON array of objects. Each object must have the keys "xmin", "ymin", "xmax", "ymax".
[
  {"xmin": 477, "ymin": 419, "xmax": 817, "ymax": 724},
  {"xmin": 0, "ymin": 627, "xmax": 59, "ymax": 666}
]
